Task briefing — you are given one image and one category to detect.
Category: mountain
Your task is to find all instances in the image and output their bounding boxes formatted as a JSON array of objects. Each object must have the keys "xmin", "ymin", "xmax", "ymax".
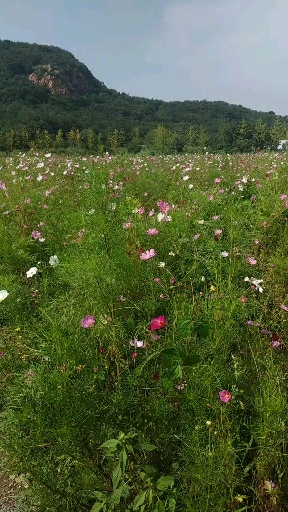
[{"xmin": 0, "ymin": 39, "xmax": 284, "ymax": 150}]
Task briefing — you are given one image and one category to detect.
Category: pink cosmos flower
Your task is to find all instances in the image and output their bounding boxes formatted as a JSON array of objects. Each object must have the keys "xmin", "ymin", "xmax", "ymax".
[
  {"xmin": 193, "ymin": 234, "xmax": 200, "ymax": 240},
  {"xmin": 31, "ymin": 230, "xmax": 41, "ymax": 240},
  {"xmin": 130, "ymin": 352, "xmax": 139, "ymax": 359},
  {"xmin": 123, "ymin": 222, "xmax": 133, "ymax": 229},
  {"xmin": 148, "ymin": 209, "xmax": 155, "ymax": 217},
  {"xmin": 281, "ymin": 304, "xmax": 288, "ymax": 312},
  {"xmin": 219, "ymin": 390, "xmax": 232, "ymax": 402},
  {"xmin": 81, "ymin": 315, "xmax": 95, "ymax": 328},
  {"xmin": 138, "ymin": 207, "xmax": 145, "ymax": 215},
  {"xmin": 147, "ymin": 315, "xmax": 167, "ymax": 330},
  {"xmin": 280, "ymin": 194, "xmax": 287, "ymax": 200},
  {"xmin": 146, "ymin": 228, "xmax": 159, "ymax": 236},
  {"xmin": 247, "ymin": 257, "xmax": 257, "ymax": 265},
  {"xmin": 157, "ymin": 200, "xmax": 170, "ymax": 213},
  {"xmin": 214, "ymin": 229, "xmax": 223, "ymax": 236},
  {"xmin": 140, "ymin": 249, "xmax": 156, "ymax": 260},
  {"xmin": 214, "ymin": 178, "xmax": 221, "ymax": 183},
  {"xmin": 271, "ymin": 341, "xmax": 281, "ymax": 348}
]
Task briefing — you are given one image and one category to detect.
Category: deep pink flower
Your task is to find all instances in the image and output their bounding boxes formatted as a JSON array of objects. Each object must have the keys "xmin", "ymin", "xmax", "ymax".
[
  {"xmin": 130, "ymin": 352, "xmax": 139, "ymax": 359},
  {"xmin": 147, "ymin": 315, "xmax": 167, "ymax": 330},
  {"xmin": 219, "ymin": 390, "xmax": 232, "ymax": 402},
  {"xmin": 140, "ymin": 249, "xmax": 156, "ymax": 260},
  {"xmin": 146, "ymin": 228, "xmax": 159, "ymax": 236},
  {"xmin": 81, "ymin": 315, "xmax": 95, "ymax": 328}
]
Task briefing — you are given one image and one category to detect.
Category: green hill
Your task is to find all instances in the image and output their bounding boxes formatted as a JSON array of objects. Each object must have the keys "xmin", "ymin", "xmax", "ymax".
[{"xmin": 0, "ymin": 39, "xmax": 286, "ymax": 152}]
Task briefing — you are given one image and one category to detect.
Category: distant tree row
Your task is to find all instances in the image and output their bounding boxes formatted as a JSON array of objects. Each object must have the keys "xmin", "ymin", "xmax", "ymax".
[{"xmin": 1, "ymin": 116, "xmax": 288, "ymax": 155}]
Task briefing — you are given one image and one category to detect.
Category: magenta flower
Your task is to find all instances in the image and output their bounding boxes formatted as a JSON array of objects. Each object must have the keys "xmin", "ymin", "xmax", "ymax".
[
  {"xmin": 140, "ymin": 248, "xmax": 156, "ymax": 260},
  {"xmin": 81, "ymin": 315, "xmax": 95, "ymax": 328},
  {"xmin": 247, "ymin": 257, "xmax": 257, "ymax": 265},
  {"xmin": 138, "ymin": 207, "xmax": 145, "ymax": 215},
  {"xmin": 148, "ymin": 315, "xmax": 167, "ymax": 330},
  {"xmin": 219, "ymin": 390, "xmax": 232, "ymax": 402},
  {"xmin": 146, "ymin": 228, "xmax": 159, "ymax": 236},
  {"xmin": 281, "ymin": 304, "xmax": 288, "ymax": 312}
]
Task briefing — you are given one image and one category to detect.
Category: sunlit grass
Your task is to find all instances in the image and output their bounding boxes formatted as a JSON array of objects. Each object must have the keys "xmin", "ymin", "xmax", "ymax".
[{"xmin": 0, "ymin": 150, "xmax": 288, "ymax": 511}]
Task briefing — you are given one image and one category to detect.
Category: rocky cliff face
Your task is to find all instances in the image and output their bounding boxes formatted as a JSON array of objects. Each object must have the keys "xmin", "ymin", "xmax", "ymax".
[{"xmin": 28, "ymin": 64, "xmax": 91, "ymax": 98}]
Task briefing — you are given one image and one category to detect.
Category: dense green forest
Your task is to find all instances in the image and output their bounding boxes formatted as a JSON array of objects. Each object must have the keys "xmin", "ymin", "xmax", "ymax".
[{"xmin": 0, "ymin": 39, "xmax": 287, "ymax": 153}]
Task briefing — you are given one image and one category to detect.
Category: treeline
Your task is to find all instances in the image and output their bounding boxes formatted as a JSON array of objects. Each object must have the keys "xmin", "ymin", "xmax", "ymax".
[{"xmin": 2, "ymin": 116, "xmax": 288, "ymax": 155}]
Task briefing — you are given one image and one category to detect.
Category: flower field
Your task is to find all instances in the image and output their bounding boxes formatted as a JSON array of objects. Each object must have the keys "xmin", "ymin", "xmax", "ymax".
[{"xmin": 0, "ymin": 151, "xmax": 288, "ymax": 511}]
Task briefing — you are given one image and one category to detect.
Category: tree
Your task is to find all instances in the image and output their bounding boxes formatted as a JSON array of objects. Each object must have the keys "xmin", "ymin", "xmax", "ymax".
[
  {"xmin": 253, "ymin": 119, "xmax": 270, "ymax": 150},
  {"xmin": 235, "ymin": 119, "xmax": 253, "ymax": 153}
]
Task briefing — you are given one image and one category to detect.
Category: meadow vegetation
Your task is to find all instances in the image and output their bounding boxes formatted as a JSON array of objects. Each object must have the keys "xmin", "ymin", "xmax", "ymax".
[{"xmin": 0, "ymin": 150, "xmax": 288, "ymax": 511}]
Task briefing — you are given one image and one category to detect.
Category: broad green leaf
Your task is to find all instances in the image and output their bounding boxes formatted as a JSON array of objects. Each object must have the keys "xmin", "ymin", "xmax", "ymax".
[
  {"xmin": 156, "ymin": 476, "xmax": 174, "ymax": 491},
  {"xmin": 119, "ymin": 449, "xmax": 127, "ymax": 473},
  {"xmin": 91, "ymin": 503, "xmax": 104, "ymax": 512},
  {"xmin": 143, "ymin": 464, "xmax": 158, "ymax": 477},
  {"xmin": 182, "ymin": 355, "xmax": 201, "ymax": 367},
  {"xmin": 109, "ymin": 487, "xmax": 124, "ymax": 507},
  {"xmin": 136, "ymin": 442, "xmax": 157, "ymax": 451},
  {"xmin": 153, "ymin": 499, "xmax": 165, "ymax": 512},
  {"xmin": 133, "ymin": 491, "xmax": 147, "ymax": 510},
  {"xmin": 168, "ymin": 498, "xmax": 176, "ymax": 511},
  {"xmin": 101, "ymin": 439, "xmax": 119, "ymax": 449},
  {"xmin": 112, "ymin": 464, "xmax": 122, "ymax": 490}
]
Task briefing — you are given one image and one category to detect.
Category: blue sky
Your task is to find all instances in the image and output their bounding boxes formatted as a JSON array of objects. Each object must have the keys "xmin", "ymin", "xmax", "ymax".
[{"xmin": 1, "ymin": 0, "xmax": 288, "ymax": 114}]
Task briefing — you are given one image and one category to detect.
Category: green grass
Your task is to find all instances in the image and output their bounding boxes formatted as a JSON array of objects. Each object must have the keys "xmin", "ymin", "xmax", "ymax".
[{"xmin": 0, "ymin": 150, "xmax": 288, "ymax": 511}]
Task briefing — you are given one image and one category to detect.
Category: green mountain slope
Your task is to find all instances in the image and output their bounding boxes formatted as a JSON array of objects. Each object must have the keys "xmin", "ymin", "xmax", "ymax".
[{"xmin": 0, "ymin": 39, "xmax": 284, "ymax": 145}]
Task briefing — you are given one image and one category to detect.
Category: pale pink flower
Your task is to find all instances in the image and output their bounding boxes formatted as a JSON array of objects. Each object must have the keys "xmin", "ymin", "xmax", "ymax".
[
  {"xmin": 140, "ymin": 249, "xmax": 156, "ymax": 260},
  {"xmin": 138, "ymin": 207, "xmax": 145, "ymax": 215},
  {"xmin": 247, "ymin": 257, "xmax": 257, "ymax": 265},
  {"xmin": 280, "ymin": 194, "xmax": 287, "ymax": 200},
  {"xmin": 193, "ymin": 234, "xmax": 200, "ymax": 240},
  {"xmin": 212, "ymin": 215, "xmax": 220, "ymax": 220},
  {"xmin": 281, "ymin": 304, "xmax": 288, "ymax": 312},
  {"xmin": 123, "ymin": 222, "xmax": 133, "ymax": 229},
  {"xmin": 146, "ymin": 228, "xmax": 159, "ymax": 236},
  {"xmin": 31, "ymin": 230, "xmax": 41, "ymax": 240},
  {"xmin": 214, "ymin": 178, "xmax": 221, "ymax": 183},
  {"xmin": 148, "ymin": 209, "xmax": 155, "ymax": 217}
]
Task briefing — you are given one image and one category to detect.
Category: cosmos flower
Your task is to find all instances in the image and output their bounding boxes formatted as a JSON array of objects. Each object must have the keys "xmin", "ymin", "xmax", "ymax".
[
  {"xmin": 81, "ymin": 315, "xmax": 95, "ymax": 328},
  {"xmin": 0, "ymin": 290, "xmax": 9, "ymax": 301},
  {"xmin": 26, "ymin": 267, "xmax": 38, "ymax": 278},
  {"xmin": 219, "ymin": 390, "xmax": 232, "ymax": 402},
  {"xmin": 147, "ymin": 316, "xmax": 167, "ymax": 330},
  {"xmin": 140, "ymin": 249, "xmax": 156, "ymax": 260}
]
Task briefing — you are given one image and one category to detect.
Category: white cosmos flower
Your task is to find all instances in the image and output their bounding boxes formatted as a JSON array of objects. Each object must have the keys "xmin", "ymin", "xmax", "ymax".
[
  {"xmin": 158, "ymin": 262, "xmax": 165, "ymax": 268},
  {"xmin": 0, "ymin": 290, "xmax": 9, "ymax": 301},
  {"xmin": 49, "ymin": 255, "xmax": 59, "ymax": 267},
  {"xmin": 26, "ymin": 267, "xmax": 38, "ymax": 278},
  {"xmin": 221, "ymin": 251, "xmax": 229, "ymax": 257}
]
